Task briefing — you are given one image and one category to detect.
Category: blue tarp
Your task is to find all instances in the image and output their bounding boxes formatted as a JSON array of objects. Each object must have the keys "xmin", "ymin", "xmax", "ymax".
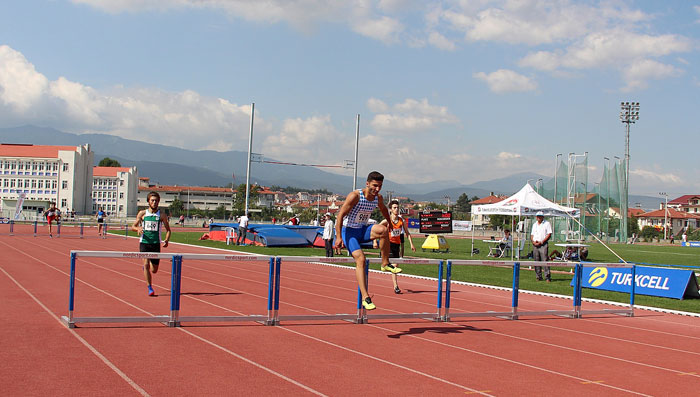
[{"xmin": 210, "ymin": 223, "xmax": 321, "ymax": 247}]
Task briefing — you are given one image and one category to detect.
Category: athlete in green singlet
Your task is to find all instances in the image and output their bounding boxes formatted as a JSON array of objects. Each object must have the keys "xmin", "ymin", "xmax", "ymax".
[{"xmin": 131, "ymin": 191, "xmax": 171, "ymax": 296}]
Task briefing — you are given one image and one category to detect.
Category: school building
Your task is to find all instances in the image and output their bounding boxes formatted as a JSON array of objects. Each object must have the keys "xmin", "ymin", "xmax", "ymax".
[
  {"xmin": 0, "ymin": 143, "xmax": 94, "ymax": 219},
  {"xmin": 91, "ymin": 166, "xmax": 139, "ymax": 217}
]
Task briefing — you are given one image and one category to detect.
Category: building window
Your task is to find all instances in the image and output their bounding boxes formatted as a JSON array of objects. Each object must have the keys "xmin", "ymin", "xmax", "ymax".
[
  {"xmin": 61, "ymin": 199, "xmax": 67, "ymax": 208},
  {"xmin": 62, "ymin": 163, "xmax": 69, "ymax": 172},
  {"xmin": 119, "ymin": 192, "xmax": 124, "ymax": 199},
  {"xmin": 62, "ymin": 181, "xmax": 68, "ymax": 189},
  {"xmin": 37, "ymin": 180, "xmax": 43, "ymax": 189},
  {"xmin": 120, "ymin": 179, "xmax": 124, "ymax": 186}
]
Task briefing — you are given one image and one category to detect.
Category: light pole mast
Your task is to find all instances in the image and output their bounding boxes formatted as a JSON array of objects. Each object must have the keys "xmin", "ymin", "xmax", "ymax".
[
  {"xmin": 660, "ymin": 192, "xmax": 668, "ymax": 240},
  {"xmin": 619, "ymin": 101, "xmax": 640, "ymax": 243}
]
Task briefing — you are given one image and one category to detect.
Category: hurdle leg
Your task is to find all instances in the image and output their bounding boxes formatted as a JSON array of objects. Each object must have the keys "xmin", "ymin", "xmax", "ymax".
[
  {"xmin": 34, "ymin": 220, "xmax": 37, "ymax": 237},
  {"xmin": 61, "ymin": 252, "xmax": 77, "ymax": 328},
  {"xmin": 80, "ymin": 222, "xmax": 84, "ymax": 239},
  {"xmin": 266, "ymin": 257, "xmax": 275, "ymax": 325},
  {"xmin": 57, "ymin": 222, "xmax": 61, "ymax": 238},
  {"xmin": 511, "ymin": 262, "xmax": 520, "ymax": 320},
  {"xmin": 9, "ymin": 220, "xmax": 13, "ymax": 236},
  {"xmin": 273, "ymin": 257, "xmax": 281, "ymax": 325},
  {"xmin": 439, "ymin": 260, "xmax": 446, "ymax": 321},
  {"xmin": 168, "ymin": 255, "xmax": 182, "ymax": 327},
  {"xmin": 629, "ymin": 265, "xmax": 636, "ymax": 317}
]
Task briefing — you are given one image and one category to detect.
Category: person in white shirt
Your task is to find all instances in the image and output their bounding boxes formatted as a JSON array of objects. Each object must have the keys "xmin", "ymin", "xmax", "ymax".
[
  {"xmin": 531, "ymin": 211, "xmax": 552, "ymax": 282},
  {"xmin": 322, "ymin": 213, "xmax": 334, "ymax": 257},
  {"xmin": 236, "ymin": 213, "xmax": 249, "ymax": 245}
]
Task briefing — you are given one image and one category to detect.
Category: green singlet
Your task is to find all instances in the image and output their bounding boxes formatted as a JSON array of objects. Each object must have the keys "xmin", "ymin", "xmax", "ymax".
[{"xmin": 140, "ymin": 209, "xmax": 161, "ymax": 245}]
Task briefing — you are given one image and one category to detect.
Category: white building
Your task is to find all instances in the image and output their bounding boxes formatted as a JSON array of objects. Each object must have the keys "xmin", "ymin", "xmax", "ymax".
[
  {"xmin": 92, "ymin": 166, "xmax": 139, "ymax": 217},
  {"xmin": 0, "ymin": 143, "xmax": 94, "ymax": 219},
  {"xmin": 138, "ymin": 180, "xmax": 235, "ymax": 213}
]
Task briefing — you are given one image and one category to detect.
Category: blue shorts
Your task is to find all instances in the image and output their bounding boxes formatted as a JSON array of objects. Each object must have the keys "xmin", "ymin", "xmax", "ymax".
[{"xmin": 342, "ymin": 225, "xmax": 373, "ymax": 254}]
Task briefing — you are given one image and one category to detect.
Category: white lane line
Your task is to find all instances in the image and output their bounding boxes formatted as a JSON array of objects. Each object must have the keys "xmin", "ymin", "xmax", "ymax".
[
  {"xmin": 1, "ymin": 241, "xmax": 326, "ymax": 396},
  {"xmin": 0, "ymin": 266, "xmax": 150, "ymax": 397}
]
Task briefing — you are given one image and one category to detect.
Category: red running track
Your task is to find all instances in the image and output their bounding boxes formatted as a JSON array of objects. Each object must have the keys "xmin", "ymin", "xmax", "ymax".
[{"xmin": 0, "ymin": 232, "xmax": 699, "ymax": 396}]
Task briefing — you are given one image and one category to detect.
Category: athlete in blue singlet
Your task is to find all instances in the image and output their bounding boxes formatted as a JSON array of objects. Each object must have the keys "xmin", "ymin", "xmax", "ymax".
[{"xmin": 335, "ymin": 171, "xmax": 400, "ymax": 310}]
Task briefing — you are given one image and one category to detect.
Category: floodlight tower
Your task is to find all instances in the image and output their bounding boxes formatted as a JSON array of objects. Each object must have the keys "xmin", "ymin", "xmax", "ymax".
[{"xmin": 619, "ymin": 101, "xmax": 640, "ymax": 243}]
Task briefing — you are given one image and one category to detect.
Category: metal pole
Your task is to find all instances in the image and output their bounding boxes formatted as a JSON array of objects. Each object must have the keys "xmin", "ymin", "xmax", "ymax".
[
  {"xmin": 245, "ymin": 102, "xmax": 255, "ymax": 215},
  {"xmin": 353, "ymin": 114, "xmax": 360, "ymax": 191},
  {"xmin": 604, "ymin": 157, "xmax": 610, "ymax": 243},
  {"xmin": 554, "ymin": 154, "xmax": 561, "ymax": 204}
]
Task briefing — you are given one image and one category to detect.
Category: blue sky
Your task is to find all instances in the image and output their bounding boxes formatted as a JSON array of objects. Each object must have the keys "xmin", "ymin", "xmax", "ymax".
[{"xmin": 1, "ymin": 1, "xmax": 698, "ymax": 196}]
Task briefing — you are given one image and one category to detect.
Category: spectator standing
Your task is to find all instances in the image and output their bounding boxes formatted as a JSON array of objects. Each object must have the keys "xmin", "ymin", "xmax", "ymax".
[
  {"xmin": 322, "ymin": 213, "xmax": 334, "ymax": 257},
  {"xmin": 531, "ymin": 211, "xmax": 552, "ymax": 282},
  {"xmin": 236, "ymin": 212, "xmax": 249, "ymax": 245}
]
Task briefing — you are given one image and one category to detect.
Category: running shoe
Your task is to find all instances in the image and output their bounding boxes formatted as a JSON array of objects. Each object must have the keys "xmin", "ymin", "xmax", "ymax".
[
  {"xmin": 147, "ymin": 285, "xmax": 155, "ymax": 296},
  {"xmin": 381, "ymin": 263, "xmax": 402, "ymax": 274},
  {"xmin": 394, "ymin": 286, "xmax": 401, "ymax": 294},
  {"xmin": 49, "ymin": 234, "xmax": 52, "ymax": 238},
  {"xmin": 362, "ymin": 297, "xmax": 376, "ymax": 310}
]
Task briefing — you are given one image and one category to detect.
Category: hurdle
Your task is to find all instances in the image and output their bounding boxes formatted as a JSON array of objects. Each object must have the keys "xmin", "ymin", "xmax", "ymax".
[
  {"xmin": 61, "ymin": 251, "xmax": 275, "ymax": 328},
  {"xmin": 574, "ymin": 262, "xmax": 636, "ymax": 318},
  {"xmin": 442, "ymin": 260, "xmax": 636, "ymax": 321},
  {"xmin": 270, "ymin": 256, "xmax": 444, "ymax": 325},
  {"xmin": 174, "ymin": 253, "xmax": 273, "ymax": 325},
  {"xmin": 61, "ymin": 251, "xmax": 180, "ymax": 328},
  {"xmin": 56, "ymin": 222, "xmax": 85, "ymax": 239}
]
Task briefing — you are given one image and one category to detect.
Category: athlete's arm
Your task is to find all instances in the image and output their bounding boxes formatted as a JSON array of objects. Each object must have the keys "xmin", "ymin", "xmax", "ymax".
[
  {"xmin": 334, "ymin": 191, "xmax": 359, "ymax": 248},
  {"xmin": 131, "ymin": 210, "xmax": 144, "ymax": 234},
  {"xmin": 402, "ymin": 217, "xmax": 416, "ymax": 251},
  {"xmin": 161, "ymin": 212, "xmax": 171, "ymax": 247},
  {"xmin": 377, "ymin": 194, "xmax": 391, "ymax": 224}
]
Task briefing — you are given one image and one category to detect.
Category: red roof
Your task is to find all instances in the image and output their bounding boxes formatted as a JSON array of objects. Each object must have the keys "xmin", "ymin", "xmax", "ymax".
[
  {"xmin": 637, "ymin": 208, "xmax": 700, "ymax": 220},
  {"xmin": 93, "ymin": 166, "xmax": 132, "ymax": 177},
  {"xmin": 628, "ymin": 208, "xmax": 645, "ymax": 217},
  {"xmin": 669, "ymin": 195, "xmax": 700, "ymax": 205},
  {"xmin": 139, "ymin": 185, "xmax": 232, "ymax": 193},
  {"xmin": 470, "ymin": 195, "xmax": 507, "ymax": 205},
  {"xmin": 0, "ymin": 143, "xmax": 79, "ymax": 158}
]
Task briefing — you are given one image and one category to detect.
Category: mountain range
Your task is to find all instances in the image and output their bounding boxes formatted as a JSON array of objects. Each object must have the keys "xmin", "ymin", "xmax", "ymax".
[{"xmin": 0, "ymin": 125, "xmax": 661, "ymax": 209}]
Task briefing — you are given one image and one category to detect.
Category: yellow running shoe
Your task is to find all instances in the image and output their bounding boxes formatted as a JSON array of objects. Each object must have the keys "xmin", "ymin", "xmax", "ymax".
[
  {"xmin": 362, "ymin": 297, "xmax": 376, "ymax": 310},
  {"xmin": 381, "ymin": 263, "xmax": 402, "ymax": 274}
]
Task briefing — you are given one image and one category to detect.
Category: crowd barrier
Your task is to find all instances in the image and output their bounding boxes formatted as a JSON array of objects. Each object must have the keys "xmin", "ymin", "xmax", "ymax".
[{"xmin": 61, "ymin": 251, "xmax": 636, "ymax": 328}]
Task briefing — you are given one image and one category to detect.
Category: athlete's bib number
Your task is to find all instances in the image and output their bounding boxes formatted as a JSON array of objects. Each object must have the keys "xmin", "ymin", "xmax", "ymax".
[
  {"xmin": 391, "ymin": 228, "xmax": 401, "ymax": 237},
  {"xmin": 355, "ymin": 211, "xmax": 370, "ymax": 224},
  {"xmin": 143, "ymin": 220, "xmax": 159, "ymax": 231}
]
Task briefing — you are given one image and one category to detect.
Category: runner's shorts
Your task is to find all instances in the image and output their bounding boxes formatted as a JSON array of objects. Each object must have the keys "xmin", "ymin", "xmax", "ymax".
[
  {"xmin": 139, "ymin": 243, "xmax": 161, "ymax": 265},
  {"xmin": 341, "ymin": 225, "xmax": 373, "ymax": 254}
]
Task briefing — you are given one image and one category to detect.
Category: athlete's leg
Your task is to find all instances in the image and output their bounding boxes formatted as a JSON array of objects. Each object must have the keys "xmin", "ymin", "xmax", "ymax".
[
  {"xmin": 350, "ymin": 249, "xmax": 369, "ymax": 300},
  {"xmin": 143, "ymin": 258, "xmax": 152, "ymax": 285},
  {"xmin": 369, "ymin": 224, "xmax": 390, "ymax": 267}
]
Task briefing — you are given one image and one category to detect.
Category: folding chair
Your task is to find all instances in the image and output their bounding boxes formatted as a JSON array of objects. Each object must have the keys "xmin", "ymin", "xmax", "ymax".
[{"xmin": 225, "ymin": 227, "xmax": 236, "ymax": 245}]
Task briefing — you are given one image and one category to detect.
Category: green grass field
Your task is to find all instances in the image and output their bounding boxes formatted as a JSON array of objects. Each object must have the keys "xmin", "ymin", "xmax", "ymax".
[{"xmin": 142, "ymin": 231, "xmax": 700, "ymax": 314}]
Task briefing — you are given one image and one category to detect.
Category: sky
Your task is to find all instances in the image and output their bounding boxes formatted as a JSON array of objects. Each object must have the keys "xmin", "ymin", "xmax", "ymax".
[{"xmin": 0, "ymin": 0, "xmax": 698, "ymax": 197}]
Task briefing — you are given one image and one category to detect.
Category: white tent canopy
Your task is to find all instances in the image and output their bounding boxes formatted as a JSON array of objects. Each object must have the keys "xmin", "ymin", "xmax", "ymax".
[{"xmin": 472, "ymin": 183, "xmax": 580, "ymax": 218}]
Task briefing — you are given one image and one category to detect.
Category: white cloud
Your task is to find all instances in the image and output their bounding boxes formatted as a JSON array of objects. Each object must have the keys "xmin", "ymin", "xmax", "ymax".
[
  {"xmin": 631, "ymin": 168, "xmax": 682, "ymax": 184},
  {"xmin": 261, "ymin": 115, "xmax": 340, "ymax": 162},
  {"xmin": 0, "ymin": 45, "xmax": 49, "ymax": 113},
  {"xmin": 496, "ymin": 152, "xmax": 521, "ymax": 160},
  {"xmin": 621, "ymin": 59, "xmax": 682, "ymax": 92},
  {"xmin": 351, "ymin": 16, "xmax": 404, "ymax": 43},
  {"xmin": 427, "ymin": 31, "xmax": 456, "ymax": 51},
  {"xmin": 695, "ymin": 6, "xmax": 700, "ymax": 23},
  {"xmin": 368, "ymin": 97, "xmax": 459, "ymax": 134},
  {"xmin": 366, "ymin": 98, "xmax": 389, "ymax": 113},
  {"xmin": 0, "ymin": 45, "xmax": 255, "ymax": 151},
  {"xmin": 473, "ymin": 69, "xmax": 537, "ymax": 93}
]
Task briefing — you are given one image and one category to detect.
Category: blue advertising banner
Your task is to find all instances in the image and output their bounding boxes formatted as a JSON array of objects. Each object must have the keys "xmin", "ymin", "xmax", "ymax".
[
  {"xmin": 571, "ymin": 265, "xmax": 700, "ymax": 300},
  {"xmin": 407, "ymin": 218, "xmax": 420, "ymax": 229},
  {"xmin": 681, "ymin": 241, "xmax": 700, "ymax": 247}
]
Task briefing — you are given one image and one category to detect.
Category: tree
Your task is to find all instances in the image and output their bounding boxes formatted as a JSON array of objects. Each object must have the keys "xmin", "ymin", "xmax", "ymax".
[
  {"xmin": 454, "ymin": 193, "xmax": 470, "ymax": 213},
  {"xmin": 489, "ymin": 214, "xmax": 510, "ymax": 229},
  {"xmin": 169, "ymin": 199, "xmax": 184, "ymax": 217},
  {"xmin": 98, "ymin": 157, "xmax": 121, "ymax": 167},
  {"xmin": 233, "ymin": 184, "xmax": 260, "ymax": 214}
]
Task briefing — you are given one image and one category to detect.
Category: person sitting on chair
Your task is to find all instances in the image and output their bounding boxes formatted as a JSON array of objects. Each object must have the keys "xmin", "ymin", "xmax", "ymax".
[{"xmin": 497, "ymin": 229, "xmax": 512, "ymax": 256}]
